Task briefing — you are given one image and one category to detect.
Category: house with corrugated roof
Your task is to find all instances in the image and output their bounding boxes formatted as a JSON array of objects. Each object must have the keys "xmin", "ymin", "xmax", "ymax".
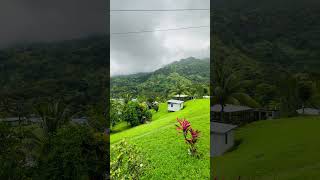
[
  {"xmin": 211, "ymin": 122, "xmax": 237, "ymax": 156},
  {"xmin": 211, "ymin": 104, "xmax": 279, "ymax": 124},
  {"xmin": 167, "ymin": 99, "xmax": 184, "ymax": 112}
]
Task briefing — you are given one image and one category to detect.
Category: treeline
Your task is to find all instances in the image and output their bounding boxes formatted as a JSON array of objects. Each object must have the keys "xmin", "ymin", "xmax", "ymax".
[{"xmin": 111, "ymin": 98, "xmax": 158, "ymax": 130}]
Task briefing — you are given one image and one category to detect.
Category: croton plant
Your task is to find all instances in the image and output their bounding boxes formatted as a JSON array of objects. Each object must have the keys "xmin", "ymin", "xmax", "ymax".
[{"xmin": 176, "ymin": 118, "xmax": 200, "ymax": 157}]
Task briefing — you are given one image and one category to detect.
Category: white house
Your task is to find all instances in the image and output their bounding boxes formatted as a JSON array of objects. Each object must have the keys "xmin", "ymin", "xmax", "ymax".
[
  {"xmin": 211, "ymin": 122, "xmax": 237, "ymax": 157},
  {"xmin": 167, "ymin": 99, "xmax": 184, "ymax": 112}
]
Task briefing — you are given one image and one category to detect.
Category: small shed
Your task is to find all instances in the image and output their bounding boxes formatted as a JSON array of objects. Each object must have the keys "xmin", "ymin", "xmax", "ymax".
[
  {"xmin": 167, "ymin": 99, "xmax": 184, "ymax": 112},
  {"xmin": 211, "ymin": 122, "xmax": 237, "ymax": 157}
]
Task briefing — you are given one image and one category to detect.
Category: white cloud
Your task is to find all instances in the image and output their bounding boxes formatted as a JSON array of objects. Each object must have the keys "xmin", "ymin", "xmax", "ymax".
[{"xmin": 110, "ymin": 0, "xmax": 210, "ymax": 76}]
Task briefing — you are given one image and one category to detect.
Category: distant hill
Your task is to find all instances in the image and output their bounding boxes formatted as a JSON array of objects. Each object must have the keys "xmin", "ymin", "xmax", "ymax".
[
  {"xmin": 111, "ymin": 57, "xmax": 210, "ymax": 99},
  {"xmin": 0, "ymin": 35, "xmax": 107, "ymax": 110},
  {"xmin": 213, "ymin": 0, "xmax": 320, "ymax": 75},
  {"xmin": 212, "ymin": 0, "xmax": 320, "ymax": 108}
]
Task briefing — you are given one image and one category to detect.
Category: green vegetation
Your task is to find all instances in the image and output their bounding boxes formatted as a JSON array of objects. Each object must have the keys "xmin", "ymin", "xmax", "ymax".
[
  {"xmin": 111, "ymin": 139, "xmax": 150, "ymax": 179},
  {"xmin": 212, "ymin": 116, "xmax": 320, "ymax": 179},
  {"xmin": 0, "ymin": 36, "xmax": 108, "ymax": 179},
  {"xmin": 111, "ymin": 99, "xmax": 210, "ymax": 179},
  {"xmin": 111, "ymin": 57, "xmax": 209, "ymax": 100},
  {"xmin": 212, "ymin": 1, "xmax": 320, "ymax": 114},
  {"xmin": 211, "ymin": 2, "xmax": 320, "ymax": 179},
  {"xmin": 0, "ymin": 35, "xmax": 107, "ymax": 118},
  {"xmin": 212, "ymin": 57, "xmax": 260, "ymax": 122}
]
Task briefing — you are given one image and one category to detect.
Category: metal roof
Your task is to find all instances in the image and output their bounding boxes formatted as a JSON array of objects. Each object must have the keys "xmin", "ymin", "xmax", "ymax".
[
  {"xmin": 211, "ymin": 104, "xmax": 252, "ymax": 112},
  {"xmin": 297, "ymin": 108, "xmax": 320, "ymax": 115},
  {"xmin": 173, "ymin": 94, "xmax": 189, "ymax": 98},
  {"xmin": 211, "ymin": 122, "xmax": 237, "ymax": 134},
  {"xmin": 167, "ymin": 99, "xmax": 184, "ymax": 104}
]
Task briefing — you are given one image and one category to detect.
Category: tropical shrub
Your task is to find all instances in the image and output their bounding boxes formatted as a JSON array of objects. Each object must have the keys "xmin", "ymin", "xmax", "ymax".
[
  {"xmin": 176, "ymin": 118, "xmax": 200, "ymax": 157},
  {"xmin": 146, "ymin": 98, "xmax": 159, "ymax": 112},
  {"xmin": 33, "ymin": 100, "xmax": 72, "ymax": 136},
  {"xmin": 36, "ymin": 124, "xmax": 108, "ymax": 179},
  {"xmin": 86, "ymin": 102, "xmax": 108, "ymax": 132},
  {"xmin": 122, "ymin": 101, "xmax": 152, "ymax": 127},
  {"xmin": 122, "ymin": 101, "xmax": 140, "ymax": 127},
  {"xmin": 110, "ymin": 140, "xmax": 149, "ymax": 179},
  {"xmin": 0, "ymin": 122, "xmax": 29, "ymax": 179},
  {"xmin": 110, "ymin": 99, "xmax": 123, "ymax": 128}
]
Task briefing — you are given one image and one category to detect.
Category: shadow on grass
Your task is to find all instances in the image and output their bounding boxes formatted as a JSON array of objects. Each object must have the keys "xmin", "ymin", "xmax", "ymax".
[
  {"xmin": 110, "ymin": 124, "xmax": 131, "ymax": 134},
  {"xmin": 226, "ymin": 139, "xmax": 243, "ymax": 153}
]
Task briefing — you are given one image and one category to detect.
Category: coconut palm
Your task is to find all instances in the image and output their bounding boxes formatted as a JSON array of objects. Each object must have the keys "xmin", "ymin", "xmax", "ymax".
[
  {"xmin": 123, "ymin": 93, "xmax": 132, "ymax": 104},
  {"xmin": 212, "ymin": 60, "xmax": 259, "ymax": 122},
  {"xmin": 169, "ymin": 82, "xmax": 189, "ymax": 100},
  {"xmin": 34, "ymin": 100, "xmax": 72, "ymax": 136}
]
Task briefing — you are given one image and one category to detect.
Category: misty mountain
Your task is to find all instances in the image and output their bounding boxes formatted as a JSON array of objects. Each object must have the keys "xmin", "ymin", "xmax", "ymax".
[{"xmin": 111, "ymin": 57, "xmax": 210, "ymax": 99}]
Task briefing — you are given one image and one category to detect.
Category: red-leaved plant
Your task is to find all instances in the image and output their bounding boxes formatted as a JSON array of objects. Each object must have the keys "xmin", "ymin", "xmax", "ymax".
[{"xmin": 176, "ymin": 118, "xmax": 200, "ymax": 156}]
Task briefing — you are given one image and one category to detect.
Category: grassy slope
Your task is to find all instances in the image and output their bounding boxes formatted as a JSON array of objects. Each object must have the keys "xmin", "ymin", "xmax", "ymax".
[
  {"xmin": 212, "ymin": 116, "xmax": 320, "ymax": 180},
  {"xmin": 111, "ymin": 99, "xmax": 210, "ymax": 179}
]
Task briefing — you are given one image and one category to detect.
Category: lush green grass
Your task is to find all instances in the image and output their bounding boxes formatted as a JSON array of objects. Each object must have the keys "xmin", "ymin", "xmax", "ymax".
[
  {"xmin": 110, "ymin": 121, "xmax": 131, "ymax": 133},
  {"xmin": 212, "ymin": 116, "xmax": 320, "ymax": 180},
  {"xmin": 111, "ymin": 99, "xmax": 210, "ymax": 179}
]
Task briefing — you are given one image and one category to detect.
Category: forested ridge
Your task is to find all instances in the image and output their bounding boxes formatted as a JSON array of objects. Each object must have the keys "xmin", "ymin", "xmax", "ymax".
[
  {"xmin": 111, "ymin": 57, "xmax": 210, "ymax": 99},
  {"xmin": 212, "ymin": 0, "xmax": 320, "ymax": 113},
  {"xmin": 0, "ymin": 35, "xmax": 108, "ymax": 116}
]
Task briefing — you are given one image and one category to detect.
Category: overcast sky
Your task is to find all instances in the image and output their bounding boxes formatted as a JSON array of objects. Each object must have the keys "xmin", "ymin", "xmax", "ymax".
[
  {"xmin": 0, "ymin": 0, "xmax": 106, "ymax": 48},
  {"xmin": 110, "ymin": 0, "xmax": 210, "ymax": 76}
]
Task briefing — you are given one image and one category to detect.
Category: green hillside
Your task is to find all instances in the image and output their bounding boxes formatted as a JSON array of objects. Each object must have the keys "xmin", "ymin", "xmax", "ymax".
[
  {"xmin": 212, "ymin": 0, "xmax": 320, "ymax": 110},
  {"xmin": 0, "ymin": 36, "xmax": 107, "ymax": 117},
  {"xmin": 111, "ymin": 99, "xmax": 210, "ymax": 179},
  {"xmin": 212, "ymin": 116, "xmax": 320, "ymax": 179},
  {"xmin": 111, "ymin": 57, "xmax": 209, "ymax": 99}
]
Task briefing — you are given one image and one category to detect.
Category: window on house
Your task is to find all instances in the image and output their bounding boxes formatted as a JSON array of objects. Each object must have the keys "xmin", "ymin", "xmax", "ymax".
[
  {"xmin": 171, "ymin": 103, "xmax": 173, "ymax": 107},
  {"xmin": 225, "ymin": 133, "xmax": 228, "ymax": 144}
]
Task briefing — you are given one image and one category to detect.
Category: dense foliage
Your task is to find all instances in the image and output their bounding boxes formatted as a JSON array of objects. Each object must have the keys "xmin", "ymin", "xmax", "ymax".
[
  {"xmin": 0, "ymin": 35, "xmax": 108, "ymax": 117},
  {"xmin": 212, "ymin": 1, "xmax": 320, "ymax": 115},
  {"xmin": 110, "ymin": 140, "xmax": 150, "ymax": 179},
  {"xmin": 122, "ymin": 101, "xmax": 152, "ymax": 127},
  {"xmin": 111, "ymin": 57, "xmax": 209, "ymax": 100},
  {"xmin": 0, "ymin": 36, "xmax": 109, "ymax": 179},
  {"xmin": 36, "ymin": 125, "xmax": 108, "ymax": 180}
]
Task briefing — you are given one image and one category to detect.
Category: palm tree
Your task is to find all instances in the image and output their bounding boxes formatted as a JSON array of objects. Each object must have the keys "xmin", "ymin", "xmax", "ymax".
[
  {"xmin": 123, "ymin": 93, "xmax": 132, "ymax": 104},
  {"xmin": 34, "ymin": 100, "xmax": 71, "ymax": 136},
  {"xmin": 295, "ymin": 73, "xmax": 315, "ymax": 114},
  {"xmin": 212, "ymin": 60, "xmax": 259, "ymax": 122},
  {"xmin": 169, "ymin": 82, "xmax": 189, "ymax": 100}
]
